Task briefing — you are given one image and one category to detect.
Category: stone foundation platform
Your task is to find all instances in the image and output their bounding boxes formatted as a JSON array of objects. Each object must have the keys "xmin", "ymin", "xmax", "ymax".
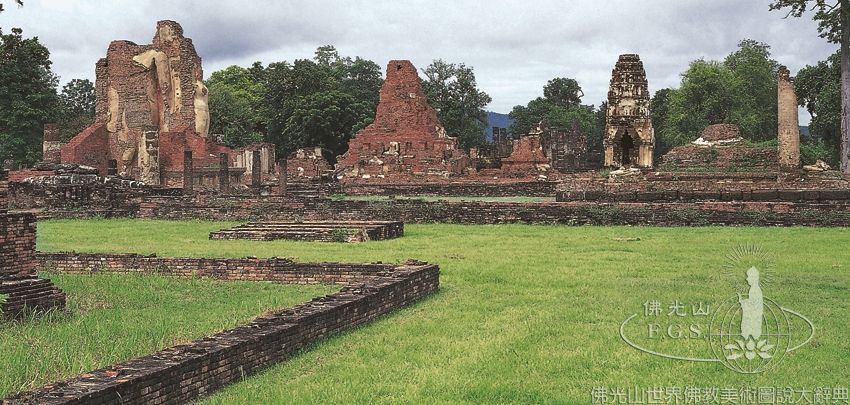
[{"xmin": 209, "ymin": 221, "xmax": 404, "ymax": 242}]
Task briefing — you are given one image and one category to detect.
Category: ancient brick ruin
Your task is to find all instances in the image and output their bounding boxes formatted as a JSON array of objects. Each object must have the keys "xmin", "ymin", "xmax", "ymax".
[
  {"xmin": 660, "ymin": 124, "xmax": 778, "ymax": 172},
  {"xmin": 500, "ymin": 123, "xmax": 552, "ymax": 175},
  {"xmin": 56, "ymin": 21, "xmax": 273, "ymax": 189},
  {"xmin": 604, "ymin": 54, "xmax": 654, "ymax": 168},
  {"xmin": 777, "ymin": 65, "xmax": 801, "ymax": 171},
  {"xmin": 0, "ymin": 171, "xmax": 65, "ymax": 320},
  {"xmin": 286, "ymin": 147, "xmax": 333, "ymax": 179},
  {"xmin": 336, "ymin": 60, "xmax": 469, "ymax": 179},
  {"xmin": 209, "ymin": 221, "xmax": 404, "ymax": 242},
  {"xmin": 7, "ymin": 254, "xmax": 439, "ymax": 404}
]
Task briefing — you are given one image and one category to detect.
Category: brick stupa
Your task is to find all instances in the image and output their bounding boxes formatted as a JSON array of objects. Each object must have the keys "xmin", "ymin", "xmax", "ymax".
[{"xmin": 336, "ymin": 60, "xmax": 468, "ymax": 178}]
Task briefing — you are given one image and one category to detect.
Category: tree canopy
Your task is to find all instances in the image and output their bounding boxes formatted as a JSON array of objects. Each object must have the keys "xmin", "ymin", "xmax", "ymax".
[
  {"xmin": 655, "ymin": 39, "xmax": 780, "ymax": 157},
  {"xmin": 421, "ymin": 60, "xmax": 492, "ymax": 150},
  {"xmin": 262, "ymin": 46, "xmax": 382, "ymax": 159},
  {"xmin": 0, "ymin": 27, "xmax": 59, "ymax": 166},
  {"xmin": 508, "ymin": 77, "xmax": 601, "ymax": 153}
]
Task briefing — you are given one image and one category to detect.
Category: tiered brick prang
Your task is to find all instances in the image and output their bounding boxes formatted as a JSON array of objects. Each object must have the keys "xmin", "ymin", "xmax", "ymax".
[
  {"xmin": 0, "ymin": 172, "xmax": 65, "ymax": 320},
  {"xmin": 337, "ymin": 60, "xmax": 469, "ymax": 178},
  {"xmin": 210, "ymin": 221, "xmax": 404, "ymax": 242},
  {"xmin": 8, "ymin": 254, "xmax": 439, "ymax": 405},
  {"xmin": 604, "ymin": 54, "xmax": 654, "ymax": 168}
]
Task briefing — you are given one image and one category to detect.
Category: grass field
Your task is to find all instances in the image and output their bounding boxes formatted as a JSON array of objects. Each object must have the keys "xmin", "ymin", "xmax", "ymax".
[
  {"xmin": 21, "ymin": 220, "xmax": 850, "ymax": 403},
  {"xmin": 0, "ymin": 270, "xmax": 334, "ymax": 397}
]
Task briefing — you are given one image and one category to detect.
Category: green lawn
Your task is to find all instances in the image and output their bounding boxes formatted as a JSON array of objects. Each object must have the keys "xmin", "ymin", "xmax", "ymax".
[
  {"xmin": 28, "ymin": 220, "xmax": 850, "ymax": 403},
  {"xmin": 0, "ymin": 270, "xmax": 334, "ymax": 397}
]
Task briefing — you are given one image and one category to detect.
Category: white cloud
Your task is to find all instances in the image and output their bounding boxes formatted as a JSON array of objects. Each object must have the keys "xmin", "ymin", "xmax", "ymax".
[{"xmin": 0, "ymin": 0, "xmax": 835, "ymax": 124}]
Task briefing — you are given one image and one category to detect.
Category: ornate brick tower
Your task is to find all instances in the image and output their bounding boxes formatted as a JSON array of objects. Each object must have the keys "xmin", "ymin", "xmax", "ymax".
[{"xmin": 604, "ymin": 54, "xmax": 654, "ymax": 168}]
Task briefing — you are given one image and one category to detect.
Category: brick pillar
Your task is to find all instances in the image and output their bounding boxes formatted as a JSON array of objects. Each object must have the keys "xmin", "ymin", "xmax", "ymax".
[
  {"xmin": 183, "ymin": 150, "xmax": 193, "ymax": 192},
  {"xmin": 251, "ymin": 150, "xmax": 261, "ymax": 188},
  {"xmin": 219, "ymin": 153, "xmax": 229, "ymax": 193},
  {"xmin": 778, "ymin": 65, "xmax": 800, "ymax": 171},
  {"xmin": 42, "ymin": 124, "xmax": 62, "ymax": 164},
  {"xmin": 278, "ymin": 160, "xmax": 287, "ymax": 195}
]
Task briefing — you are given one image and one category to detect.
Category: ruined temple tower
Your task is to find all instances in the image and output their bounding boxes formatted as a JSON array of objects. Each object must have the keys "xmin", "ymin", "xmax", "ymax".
[
  {"xmin": 777, "ymin": 65, "xmax": 800, "ymax": 170},
  {"xmin": 604, "ymin": 54, "xmax": 654, "ymax": 168},
  {"xmin": 336, "ymin": 60, "xmax": 468, "ymax": 178}
]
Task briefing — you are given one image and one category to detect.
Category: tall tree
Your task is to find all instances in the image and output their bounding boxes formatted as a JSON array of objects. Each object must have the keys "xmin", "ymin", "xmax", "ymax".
[
  {"xmin": 56, "ymin": 78, "xmax": 95, "ymax": 141},
  {"xmin": 508, "ymin": 77, "xmax": 600, "ymax": 145},
  {"xmin": 262, "ymin": 46, "xmax": 382, "ymax": 158},
  {"xmin": 657, "ymin": 40, "xmax": 779, "ymax": 157},
  {"xmin": 796, "ymin": 51, "xmax": 842, "ymax": 164},
  {"xmin": 421, "ymin": 60, "xmax": 492, "ymax": 150},
  {"xmin": 770, "ymin": 0, "xmax": 850, "ymax": 172},
  {"xmin": 0, "ymin": 27, "xmax": 59, "ymax": 166},
  {"xmin": 206, "ymin": 65, "xmax": 266, "ymax": 148},
  {"xmin": 543, "ymin": 77, "xmax": 583, "ymax": 109}
]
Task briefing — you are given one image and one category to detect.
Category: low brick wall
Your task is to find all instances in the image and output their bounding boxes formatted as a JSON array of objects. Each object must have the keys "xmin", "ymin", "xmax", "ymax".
[
  {"xmin": 557, "ymin": 188, "xmax": 850, "ymax": 203},
  {"xmin": 340, "ymin": 180, "xmax": 559, "ymax": 197},
  {"xmin": 8, "ymin": 254, "xmax": 439, "ymax": 404},
  {"xmin": 209, "ymin": 221, "xmax": 404, "ymax": 242},
  {"xmin": 138, "ymin": 195, "xmax": 850, "ymax": 226}
]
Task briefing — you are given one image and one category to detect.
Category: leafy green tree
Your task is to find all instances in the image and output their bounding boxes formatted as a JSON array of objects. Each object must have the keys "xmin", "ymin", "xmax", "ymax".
[
  {"xmin": 796, "ymin": 51, "xmax": 841, "ymax": 164},
  {"xmin": 770, "ymin": 0, "xmax": 850, "ymax": 171},
  {"xmin": 543, "ymin": 77, "xmax": 583, "ymax": 109},
  {"xmin": 508, "ymin": 77, "xmax": 600, "ymax": 146},
  {"xmin": 56, "ymin": 78, "xmax": 95, "ymax": 141},
  {"xmin": 651, "ymin": 88, "xmax": 674, "ymax": 160},
  {"xmin": 421, "ymin": 59, "xmax": 492, "ymax": 150},
  {"xmin": 206, "ymin": 65, "xmax": 265, "ymax": 148},
  {"xmin": 657, "ymin": 40, "xmax": 779, "ymax": 157},
  {"xmin": 0, "ymin": 27, "xmax": 59, "ymax": 166},
  {"xmin": 263, "ymin": 46, "xmax": 382, "ymax": 158}
]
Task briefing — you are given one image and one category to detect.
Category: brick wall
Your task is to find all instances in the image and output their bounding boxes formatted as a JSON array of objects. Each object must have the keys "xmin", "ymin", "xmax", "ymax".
[
  {"xmin": 138, "ymin": 195, "xmax": 850, "ymax": 226},
  {"xmin": 9, "ymin": 256, "xmax": 439, "ymax": 404},
  {"xmin": 341, "ymin": 180, "xmax": 559, "ymax": 197}
]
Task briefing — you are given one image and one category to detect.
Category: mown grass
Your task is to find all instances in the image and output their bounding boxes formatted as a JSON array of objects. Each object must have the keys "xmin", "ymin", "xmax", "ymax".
[
  {"xmin": 31, "ymin": 220, "xmax": 850, "ymax": 403},
  {"xmin": 0, "ymin": 271, "xmax": 335, "ymax": 397}
]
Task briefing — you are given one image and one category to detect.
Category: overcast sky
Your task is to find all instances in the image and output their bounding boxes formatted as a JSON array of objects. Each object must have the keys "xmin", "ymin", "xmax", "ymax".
[{"xmin": 0, "ymin": 0, "xmax": 836, "ymax": 124}]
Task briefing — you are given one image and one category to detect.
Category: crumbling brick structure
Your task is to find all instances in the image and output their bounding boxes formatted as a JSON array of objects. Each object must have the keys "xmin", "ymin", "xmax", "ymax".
[
  {"xmin": 604, "ymin": 54, "xmax": 654, "ymax": 168},
  {"xmin": 57, "ymin": 21, "xmax": 273, "ymax": 189},
  {"xmin": 0, "ymin": 171, "xmax": 65, "ymax": 319},
  {"xmin": 286, "ymin": 147, "xmax": 333, "ymax": 178},
  {"xmin": 777, "ymin": 65, "xmax": 801, "ymax": 171},
  {"xmin": 500, "ymin": 123, "xmax": 551, "ymax": 175},
  {"xmin": 542, "ymin": 120, "xmax": 592, "ymax": 172},
  {"xmin": 336, "ymin": 60, "xmax": 469, "ymax": 179},
  {"xmin": 660, "ymin": 124, "xmax": 778, "ymax": 172}
]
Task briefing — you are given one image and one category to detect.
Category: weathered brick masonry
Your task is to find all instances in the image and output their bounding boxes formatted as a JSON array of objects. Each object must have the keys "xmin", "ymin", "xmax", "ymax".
[
  {"xmin": 138, "ymin": 195, "xmax": 850, "ymax": 226},
  {"xmin": 340, "ymin": 180, "xmax": 559, "ymax": 197},
  {"xmin": 0, "ymin": 172, "xmax": 66, "ymax": 319},
  {"xmin": 7, "ymin": 254, "xmax": 439, "ymax": 404},
  {"xmin": 210, "ymin": 221, "xmax": 404, "ymax": 242}
]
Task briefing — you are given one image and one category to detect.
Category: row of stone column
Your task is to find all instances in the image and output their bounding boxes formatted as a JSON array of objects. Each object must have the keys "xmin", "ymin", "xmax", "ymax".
[{"xmin": 181, "ymin": 150, "xmax": 287, "ymax": 194}]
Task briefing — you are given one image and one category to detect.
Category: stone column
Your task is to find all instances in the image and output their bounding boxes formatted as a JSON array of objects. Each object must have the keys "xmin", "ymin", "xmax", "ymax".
[
  {"xmin": 42, "ymin": 124, "xmax": 62, "ymax": 164},
  {"xmin": 219, "ymin": 153, "xmax": 229, "ymax": 192},
  {"xmin": 183, "ymin": 150, "xmax": 193, "ymax": 193},
  {"xmin": 251, "ymin": 150, "xmax": 261, "ymax": 188},
  {"xmin": 778, "ymin": 65, "xmax": 800, "ymax": 171},
  {"xmin": 278, "ymin": 160, "xmax": 287, "ymax": 195}
]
